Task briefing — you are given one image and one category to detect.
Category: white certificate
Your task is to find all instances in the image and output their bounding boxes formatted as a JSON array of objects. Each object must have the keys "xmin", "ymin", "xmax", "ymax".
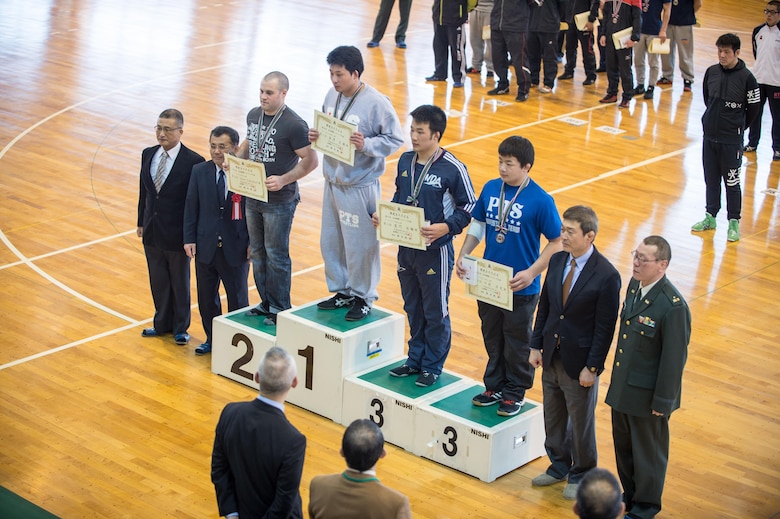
[
  {"xmin": 312, "ymin": 110, "xmax": 357, "ymax": 166},
  {"xmin": 225, "ymin": 155, "xmax": 268, "ymax": 202},
  {"xmin": 648, "ymin": 38, "xmax": 671, "ymax": 54},
  {"xmin": 376, "ymin": 200, "xmax": 427, "ymax": 251},
  {"xmin": 574, "ymin": 11, "xmax": 599, "ymax": 31},
  {"xmin": 463, "ymin": 255, "xmax": 514, "ymax": 311},
  {"xmin": 611, "ymin": 27, "xmax": 633, "ymax": 50}
]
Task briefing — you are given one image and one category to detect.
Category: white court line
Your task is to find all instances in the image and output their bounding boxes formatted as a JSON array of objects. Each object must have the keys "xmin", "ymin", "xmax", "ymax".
[{"xmin": 0, "ymin": 78, "xmax": 694, "ymax": 370}]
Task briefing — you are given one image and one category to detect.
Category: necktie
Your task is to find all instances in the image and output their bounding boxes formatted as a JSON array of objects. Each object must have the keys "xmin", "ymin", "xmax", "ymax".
[
  {"xmin": 632, "ymin": 286, "xmax": 643, "ymax": 310},
  {"xmin": 154, "ymin": 151, "xmax": 168, "ymax": 193},
  {"xmin": 217, "ymin": 170, "xmax": 226, "ymax": 206},
  {"xmin": 562, "ymin": 258, "xmax": 576, "ymax": 306}
]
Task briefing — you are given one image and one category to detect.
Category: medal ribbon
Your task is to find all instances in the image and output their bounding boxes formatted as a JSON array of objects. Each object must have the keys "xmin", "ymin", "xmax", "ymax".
[
  {"xmin": 334, "ymin": 82, "xmax": 365, "ymax": 121},
  {"xmin": 496, "ymin": 177, "xmax": 530, "ymax": 232},
  {"xmin": 611, "ymin": 0, "xmax": 623, "ymax": 21},
  {"xmin": 258, "ymin": 104, "xmax": 287, "ymax": 151},
  {"xmin": 409, "ymin": 148, "xmax": 444, "ymax": 205}
]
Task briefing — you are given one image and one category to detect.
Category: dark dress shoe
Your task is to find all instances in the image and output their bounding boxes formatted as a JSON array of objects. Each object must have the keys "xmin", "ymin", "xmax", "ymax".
[
  {"xmin": 582, "ymin": 77, "xmax": 596, "ymax": 86},
  {"xmin": 174, "ymin": 333, "xmax": 190, "ymax": 345},
  {"xmin": 599, "ymin": 94, "xmax": 618, "ymax": 103},
  {"xmin": 141, "ymin": 328, "xmax": 159, "ymax": 337},
  {"xmin": 366, "ymin": 41, "xmax": 379, "ymax": 48},
  {"xmin": 425, "ymin": 75, "xmax": 446, "ymax": 82},
  {"xmin": 396, "ymin": 41, "xmax": 407, "ymax": 49},
  {"xmin": 195, "ymin": 343, "xmax": 212, "ymax": 355},
  {"xmin": 558, "ymin": 72, "xmax": 574, "ymax": 80},
  {"xmin": 595, "ymin": 66, "xmax": 607, "ymax": 73}
]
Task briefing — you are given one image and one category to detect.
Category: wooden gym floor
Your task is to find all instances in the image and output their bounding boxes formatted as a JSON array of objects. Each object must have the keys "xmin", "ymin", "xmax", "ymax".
[{"xmin": 0, "ymin": 0, "xmax": 778, "ymax": 517}]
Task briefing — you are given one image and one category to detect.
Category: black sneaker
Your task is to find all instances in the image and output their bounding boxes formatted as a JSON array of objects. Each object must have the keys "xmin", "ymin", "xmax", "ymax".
[
  {"xmin": 389, "ymin": 364, "xmax": 420, "ymax": 377},
  {"xmin": 487, "ymin": 85, "xmax": 510, "ymax": 95},
  {"xmin": 634, "ymin": 85, "xmax": 645, "ymax": 95},
  {"xmin": 415, "ymin": 371, "xmax": 439, "ymax": 387},
  {"xmin": 345, "ymin": 297, "xmax": 371, "ymax": 321},
  {"xmin": 472, "ymin": 390, "xmax": 502, "ymax": 406},
  {"xmin": 643, "ymin": 85, "xmax": 655, "ymax": 99},
  {"xmin": 245, "ymin": 301, "xmax": 270, "ymax": 317},
  {"xmin": 515, "ymin": 93, "xmax": 529, "ymax": 102},
  {"xmin": 317, "ymin": 293, "xmax": 354, "ymax": 310},
  {"xmin": 263, "ymin": 314, "xmax": 277, "ymax": 326},
  {"xmin": 497, "ymin": 399, "xmax": 524, "ymax": 416},
  {"xmin": 683, "ymin": 80, "xmax": 692, "ymax": 92}
]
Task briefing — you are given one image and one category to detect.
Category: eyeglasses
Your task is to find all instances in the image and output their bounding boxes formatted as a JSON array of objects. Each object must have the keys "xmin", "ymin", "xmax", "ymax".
[
  {"xmin": 764, "ymin": 9, "xmax": 779, "ymax": 14},
  {"xmin": 154, "ymin": 125, "xmax": 182, "ymax": 133},
  {"xmin": 631, "ymin": 250, "xmax": 661, "ymax": 264}
]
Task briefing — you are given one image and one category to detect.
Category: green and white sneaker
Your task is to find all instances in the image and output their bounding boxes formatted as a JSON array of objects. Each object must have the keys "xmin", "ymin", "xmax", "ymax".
[
  {"xmin": 727, "ymin": 219, "xmax": 740, "ymax": 242},
  {"xmin": 691, "ymin": 213, "xmax": 716, "ymax": 232}
]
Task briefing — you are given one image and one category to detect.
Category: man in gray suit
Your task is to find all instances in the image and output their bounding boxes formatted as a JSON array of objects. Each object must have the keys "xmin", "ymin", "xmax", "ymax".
[
  {"xmin": 606, "ymin": 235, "xmax": 690, "ymax": 519},
  {"xmin": 529, "ymin": 206, "xmax": 621, "ymax": 500},
  {"xmin": 183, "ymin": 126, "xmax": 250, "ymax": 355}
]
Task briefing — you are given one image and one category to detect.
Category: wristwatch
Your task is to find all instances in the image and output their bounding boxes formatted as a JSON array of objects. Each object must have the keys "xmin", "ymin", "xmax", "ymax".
[{"xmin": 588, "ymin": 366, "xmax": 598, "ymax": 373}]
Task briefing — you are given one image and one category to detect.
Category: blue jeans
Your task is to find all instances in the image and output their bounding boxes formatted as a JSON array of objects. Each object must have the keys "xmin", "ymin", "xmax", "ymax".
[{"xmin": 245, "ymin": 198, "xmax": 298, "ymax": 313}]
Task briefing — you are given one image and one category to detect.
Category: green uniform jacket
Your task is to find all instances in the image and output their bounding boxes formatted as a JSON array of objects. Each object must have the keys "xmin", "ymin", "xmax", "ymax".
[{"xmin": 606, "ymin": 276, "xmax": 691, "ymax": 417}]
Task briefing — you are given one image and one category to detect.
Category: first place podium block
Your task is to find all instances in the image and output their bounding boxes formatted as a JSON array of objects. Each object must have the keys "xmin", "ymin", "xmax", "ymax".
[
  {"xmin": 275, "ymin": 301, "xmax": 405, "ymax": 423},
  {"xmin": 211, "ymin": 307, "xmax": 277, "ymax": 389},
  {"xmin": 414, "ymin": 384, "xmax": 546, "ymax": 482},
  {"xmin": 342, "ymin": 358, "xmax": 473, "ymax": 452}
]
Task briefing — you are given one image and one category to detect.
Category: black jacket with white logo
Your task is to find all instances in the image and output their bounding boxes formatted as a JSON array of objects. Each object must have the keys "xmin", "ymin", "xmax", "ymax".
[{"xmin": 701, "ymin": 58, "xmax": 761, "ymax": 144}]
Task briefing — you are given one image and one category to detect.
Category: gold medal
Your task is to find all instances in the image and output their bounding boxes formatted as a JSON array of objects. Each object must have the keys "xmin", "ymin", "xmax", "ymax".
[{"xmin": 496, "ymin": 232, "xmax": 505, "ymax": 244}]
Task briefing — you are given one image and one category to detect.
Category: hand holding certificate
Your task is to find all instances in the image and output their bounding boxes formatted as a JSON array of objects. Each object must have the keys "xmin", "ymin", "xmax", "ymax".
[
  {"xmin": 648, "ymin": 37, "xmax": 671, "ymax": 54},
  {"xmin": 375, "ymin": 200, "xmax": 427, "ymax": 251},
  {"xmin": 225, "ymin": 155, "xmax": 268, "ymax": 202},
  {"xmin": 461, "ymin": 255, "xmax": 514, "ymax": 311},
  {"xmin": 312, "ymin": 110, "xmax": 357, "ymax": 166},
  {"xmin": 611, "ymin": 27, "xmax": 634, "ymax": 50}
]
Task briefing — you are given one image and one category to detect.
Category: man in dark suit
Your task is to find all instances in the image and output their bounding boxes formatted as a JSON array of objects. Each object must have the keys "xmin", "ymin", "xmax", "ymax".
[
  {"xmin": 211, "ymin": 346, "xmax": 306, "ymax": 519},
  {"xmin": 137, "ymin": 108, "xmax": 205, "ymax": 345},
  {"xmin": 309, "ymin": 419, "xmax": 411, "ymax": 519},
  {"xmin": 606, "ymin": 235, "xmax": 690, "ymax": 519},
  {"xmin": 183, "ymin": 126, "xmax": 250, "ymax": 355},
  {"xmin": 530, "ymin": 205, "xmax": 621, "ymax": 501}
]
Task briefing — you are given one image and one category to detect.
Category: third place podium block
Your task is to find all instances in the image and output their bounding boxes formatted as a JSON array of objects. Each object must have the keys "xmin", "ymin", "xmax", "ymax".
[
  {"xmin": 342, "ymin": 358, "xmax": 473, "ymax": 452},
  {"xmin": 275, "ymin": 301, "xmax": 404, "ymax": 423},
  {"xmin": 414, "ymin": 384, "xmax": 546, "ymax": 482}
]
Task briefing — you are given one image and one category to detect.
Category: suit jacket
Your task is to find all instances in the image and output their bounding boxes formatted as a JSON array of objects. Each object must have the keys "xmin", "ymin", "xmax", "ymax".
[
  {"xmin": 605, "ymin": 276, "xmax": 691, "ymax": 417},
  {"xmin": 530, "ymin": 247, "xmax": 622, "ymax": 379},
  {"xmin": 183, "ymin": 160, "xmax": 249, "ymax": 267},
  {"xmin": 211, "ymin": 399, "xmax": 306, "ymax": 519},
  {"xmin": 308, "ymin": 472, "xmax": 411, "ymax": 519},
  {"xmin": 137, "ymin": 143, "xmax": 205, "ymax": 251}
]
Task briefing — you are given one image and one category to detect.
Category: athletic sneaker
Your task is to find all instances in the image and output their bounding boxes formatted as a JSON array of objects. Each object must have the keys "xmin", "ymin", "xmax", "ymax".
[
  {"xmin": 415, "ymin": 371, "xmax": 439, "ymax": 387},
  {"xmin": 497, "ymin": 399, "xmax": 524, "ymax": 416},
  {"xmin": 389, "ymin": 364, "xmax": 420, "ymax": 377},
  {"xmin": 691, "ymin": 213, "xmax": 716, "ymax": 232},
  {"xmin": 345, "ymin": 297, "xmax": 371, "ymax": 321},
  {"xmin": 317, "ymin": 293, "xmax": 354, "ymax": 310},
  {"xmin": 487, "ymin": 85, "xmax": 510, "ymax": 95},
  {"xmin": 472, "ymin": 390, "xmax": 502, "ymax": 406},
  {"xmin": 656, "ymin": 77, "xmax": 672, "ymax": 85},
  {"xmin": 683, "ymin": 80, "xmax": 692, "ymax": 92}
]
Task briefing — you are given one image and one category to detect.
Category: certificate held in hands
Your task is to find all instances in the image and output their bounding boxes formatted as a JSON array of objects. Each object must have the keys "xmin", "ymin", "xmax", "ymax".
[
  {"xmin": 611, "ymin": 27, "xmax": 633, "ymax": 50},
  {"xmin": 312, "ymin": 110, "xmax": 357, "ymax": 166},
  {"xmin": 225, "ymin": 154, "xmax": 268, "ymax": 202},
  {"xmin": 574, "ymin": 11, "xmax": 599, "ymax": 31},
  {"xmin": 376, "ymin": 200, "xmax": 427, "ymax": 251},
  {"xmin": 648, "ymin": 38, "xmax": 670, "ymax": 54},
  {"xmin": 460, "ymin": 255, "xmax": 514, "ymax": 311}
]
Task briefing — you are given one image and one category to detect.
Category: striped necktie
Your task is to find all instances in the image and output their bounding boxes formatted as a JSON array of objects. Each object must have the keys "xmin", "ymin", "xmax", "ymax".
[{"xmin": 154, "ymin": 151, "xmax": 168, "ymax": 193}]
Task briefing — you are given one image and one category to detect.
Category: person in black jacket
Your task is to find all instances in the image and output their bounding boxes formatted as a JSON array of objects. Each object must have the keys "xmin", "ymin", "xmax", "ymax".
[
  {"xmin": 692, "ymin": 33, "xmax": 761, "ymax": 243},
  {"xmin": 599, "ymin": 0, "xmax": 642, "ymax": 108},
  {"xmin": 426, "ymin": 0, "xmax": 469, "ymax": 87},
  {"xmin": 488, "ymin": 0, "xmax": 532, "ymax": 101},
  {"xmin": 528, "ymin": 0, "xmax": 569, "ymax": 94},
  {"xmin": 558, "ymin": 0, "xmax": 600, "ymax": 85}
]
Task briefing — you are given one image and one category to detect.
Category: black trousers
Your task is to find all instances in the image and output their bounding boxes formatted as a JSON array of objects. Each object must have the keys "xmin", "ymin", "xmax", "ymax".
[
  {"xmin": 528, "ymin": 31, "xmax": 559, "ymax": 88},
  {"xmin": 746, "ymin": 83, "xmax": 780, "ymax": 151},
  {"xmin": 371, "ymin": 0, "xmax": 412, "ymax": 43},
  {"xmin": 432, "ymin": 23, "xmax": 465, "ymax": 82},
  {"xmin": 605, "ymin": 42, "xmax": 634, "ymax": 98},
  {"xmin": 491, "ymin": 29, "xmax": 530, "ymax": 94},
  {"xmin": 563, "ymin": 26, "xmax": 597, "ymax": 79},
  {"xmin": 702, "ymin": 138, "xmax": 743, "ymax": 220}
]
